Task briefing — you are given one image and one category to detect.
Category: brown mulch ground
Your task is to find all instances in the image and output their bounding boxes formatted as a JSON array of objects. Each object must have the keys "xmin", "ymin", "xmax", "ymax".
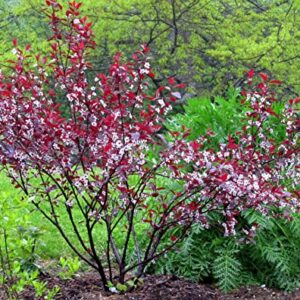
[{"xmin": 1, "ymin": 272, "xmax": 300, "ymax": 300}]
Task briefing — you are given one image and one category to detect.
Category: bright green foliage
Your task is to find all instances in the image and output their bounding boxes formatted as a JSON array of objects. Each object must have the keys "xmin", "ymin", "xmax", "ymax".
[
  {"xmin": 0, "ymin": 173, "xmax": 93, "ymax": 259},
  {"xmin": 246, "ymin": 215, "xmax": 300, "ymax": 291},
  {"xmin": 58, "ymin": 257, "xmax": 81, "ymax": 280},
  {"xmin": 167, "ymin": 88, "xmax": 297, "ymax": 149},
  {"xmin": 212, "ymin": 245, "xmax": 242, "ymax": 292},
  {"xmin": 0, "ymin": 0, "xmax": 49, "ymax": 60},
  {"xmin": 154, "ymin": 224, "xmax": 248, "ymax": 292},
  {"xmin": 2, "ymin": 0, "xmax": 300, "ymax": 96},
  {"xmin": 0, "ymin": 172, "xmax": 148, "ymax": 261},
  {"xmin": 166, "ymin": 88, "xmax": 246, "ymax": 146},
  {"xmin": 6, "ymin": 263, "xmax": 60, "ymax": 300},
  {"xmin": 155, "ymin": 214, "xmax": 300, "ymax": 292},
  {"xmin": 154, "ymin": 224, "xmax": 212, "ymax": 282},
  {"xmin": 90, "ymin": 0, "xmax": 300, "ymax": 96},
  {"xmin": 0, "ymin": 190, "xmax": 61, "ymax": 299},
  {"xmin": 0, "ymin": 193, "xmax": 41, "ymax": 275}
]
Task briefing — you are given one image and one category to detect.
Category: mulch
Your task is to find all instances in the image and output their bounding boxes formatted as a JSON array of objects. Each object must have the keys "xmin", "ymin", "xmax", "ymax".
[{"xmin": 1, "ymin": 272, "xmax": 300, "ymax": 300}]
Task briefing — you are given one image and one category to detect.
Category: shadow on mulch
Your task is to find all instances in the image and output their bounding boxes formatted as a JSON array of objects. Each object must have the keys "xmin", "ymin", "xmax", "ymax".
[{"xmin": 1, "ymin": 272, "xmax": 300, "ymax": 300}]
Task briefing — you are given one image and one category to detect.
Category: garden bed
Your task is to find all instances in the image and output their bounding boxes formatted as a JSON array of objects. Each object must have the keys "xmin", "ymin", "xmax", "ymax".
[{"xmin": 1, "ymin": 272, "xmax": 299, "ymax": 300}]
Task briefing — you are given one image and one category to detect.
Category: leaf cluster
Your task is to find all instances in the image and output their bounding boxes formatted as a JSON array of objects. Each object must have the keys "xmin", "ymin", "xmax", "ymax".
[{"xmin": 155, "ymin": 214, "xmax": 300, "ymax": 292}]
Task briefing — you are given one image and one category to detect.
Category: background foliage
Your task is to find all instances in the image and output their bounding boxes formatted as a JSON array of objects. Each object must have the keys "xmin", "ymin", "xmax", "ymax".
[{"xmin": 1, "ymin": 0, "xmax": 300, "ymax": 96}]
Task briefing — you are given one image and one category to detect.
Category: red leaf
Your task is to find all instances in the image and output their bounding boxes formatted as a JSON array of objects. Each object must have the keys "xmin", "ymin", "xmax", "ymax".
[
  {"xmin": 48, "ymin": 89, "xmax": 56, "ymax": 97},
  {"xmin": 265, "ymin": 108, "xmax": 279, "ymax": 118},
  {"xmin": 156, "ymin": 86, "xmax": 166, "ymax": 97},
  {"xmin": 141, "ymin": 44, "xmax": 149, "ymax": 53},
  {"xmin": 247, "ymin": 69, "xmax": 255, "ymax": 78},
  {"xmin": 175, "ymin": 83, "xmax": 186, "ymax": 89},
  {"xmin": 182, "ymin": 131, "xmax": 190, "ymax": 138},
  {"xmin": 258, "ymin": 82, "xmax": 267, "ymax": 93},
  {"xmin": 79, "ymin": 41, "xmax": 85, "ymax": 50},
  {"xmin": 74, "ymin": 2, "xmax": 82, "ymax": 9},
  {"xmin": 1, "ymin": 90, "xmax": 11, "ymax": 97},
  {"xmin": 190, "ymin": 141, "xmax": 201, "ymax": 152},
  {"xmin": 103, "ymin": 143, "xmax": 111, "ymax": 152},
  {"xmin": 148, "ymin": 72, "xmax": 155, "ymax": 79},
  {"xmin": 219, "ymin": 174, "xmax": 228, "ymax": 182},
  {"xmin": 187, "ymin": 202, "xmax": 198, "ymax": 211},
  {"xmin": 228, "ymin": 143, "xmax": 238, "ymax": 150},
  {"xmin": 168, "ymin": 77, "xmax": 175, "ymax": 85},
  {"xmin": 289, "ymin": 98, "xmax": 300, "ymax": 105},
  {"xmin": 227, "ymin": 135, "xmax": 238, "ymax": 150},
  {"xmin": 51, "ymin": 43, "xmax": 57, "ymax": 51},
  {"xmin": 12, "ymin": 38, "xmax": 18, "ymax": 47},
  {"xmin": 170, "ymin": 235, "xmax": 177, "ymax": 242},
  {"xmin": 86, "ymin": 22, "xmax": 92, "ymax": 29},
  {"xmin": 269, "ymin": 79, "xmax": 282, "ymax": 85},
  {"xmin": 259, "ymin": 73, "xmax": 268, "ymax": 82}
]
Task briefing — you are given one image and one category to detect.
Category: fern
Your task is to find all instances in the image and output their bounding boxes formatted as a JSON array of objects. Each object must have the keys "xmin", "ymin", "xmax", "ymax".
[
  {"xmin": 155, "ymin": 225, "xmax": 213, "ymax": 281},
  {"xmin": 165, "ymin": 89, "xmax": 247, "ymax": 147},
  {"xmin": 246, "ymin": 216, "xmax": 300, "ymax": 291},
  {"xmin": 212, "ymin": 244, "xmax": 242, "ymax": 291},
  {"xmin": 155, "ymin": 213, "xmax": 300, "ymax": 292}
]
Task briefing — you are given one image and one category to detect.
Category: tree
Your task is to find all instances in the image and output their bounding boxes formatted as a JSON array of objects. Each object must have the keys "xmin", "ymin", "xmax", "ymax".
[
  {"xmin": 2, "ymin": 0, "xmax": 300, "ymax": 97},
  {"xmin": 0, "ymin": 0, "xmax": 299, "ymax": 292},
  {"xmin": 0, "ymin": 0, "xmax": 49, "ymax": 60}
]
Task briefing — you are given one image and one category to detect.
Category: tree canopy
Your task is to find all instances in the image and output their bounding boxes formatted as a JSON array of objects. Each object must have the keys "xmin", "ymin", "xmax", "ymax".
[{"xmin": 1, "ymin": 0, "xmax": 299, "ymax": 96}]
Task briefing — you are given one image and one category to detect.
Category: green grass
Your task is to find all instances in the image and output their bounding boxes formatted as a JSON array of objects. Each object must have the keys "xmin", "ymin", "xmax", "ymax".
[
  {"xmin": 0, "ymin": 172, "xmax": 147, "ymax": 261},
  {"xmin": 0, "ymin": 172, "xmax": 87, "ymax": 259}
]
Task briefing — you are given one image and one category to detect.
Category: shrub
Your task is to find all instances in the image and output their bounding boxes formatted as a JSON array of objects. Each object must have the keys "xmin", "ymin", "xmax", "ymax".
[
  {"xmin": 157, "ymin": 76, "xmax": 300, "ymax": 292},
  {"xmin": 0, "ymin": 0, "xmax": 299, "ymax": 292}
]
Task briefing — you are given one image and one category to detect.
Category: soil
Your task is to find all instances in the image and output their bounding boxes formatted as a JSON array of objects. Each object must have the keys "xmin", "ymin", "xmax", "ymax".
[{"xmin": 1, "ymin": 272, "xmax": 300, "ymax": 300}]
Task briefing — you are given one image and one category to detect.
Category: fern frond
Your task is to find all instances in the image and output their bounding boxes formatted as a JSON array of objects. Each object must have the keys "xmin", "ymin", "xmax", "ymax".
[{"xmin": 213, "ymin": 246, "xmax": 242, "ymax": 291}]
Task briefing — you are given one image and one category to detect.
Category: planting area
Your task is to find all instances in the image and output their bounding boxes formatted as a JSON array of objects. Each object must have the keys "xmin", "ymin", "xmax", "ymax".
[
  {"xmin": 2, "ymin": 272, "xmax": 300, "ymax": 300},
  {"xmin": 0, "ymin": 1, "xmax": 299, "ymax": 299}
]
